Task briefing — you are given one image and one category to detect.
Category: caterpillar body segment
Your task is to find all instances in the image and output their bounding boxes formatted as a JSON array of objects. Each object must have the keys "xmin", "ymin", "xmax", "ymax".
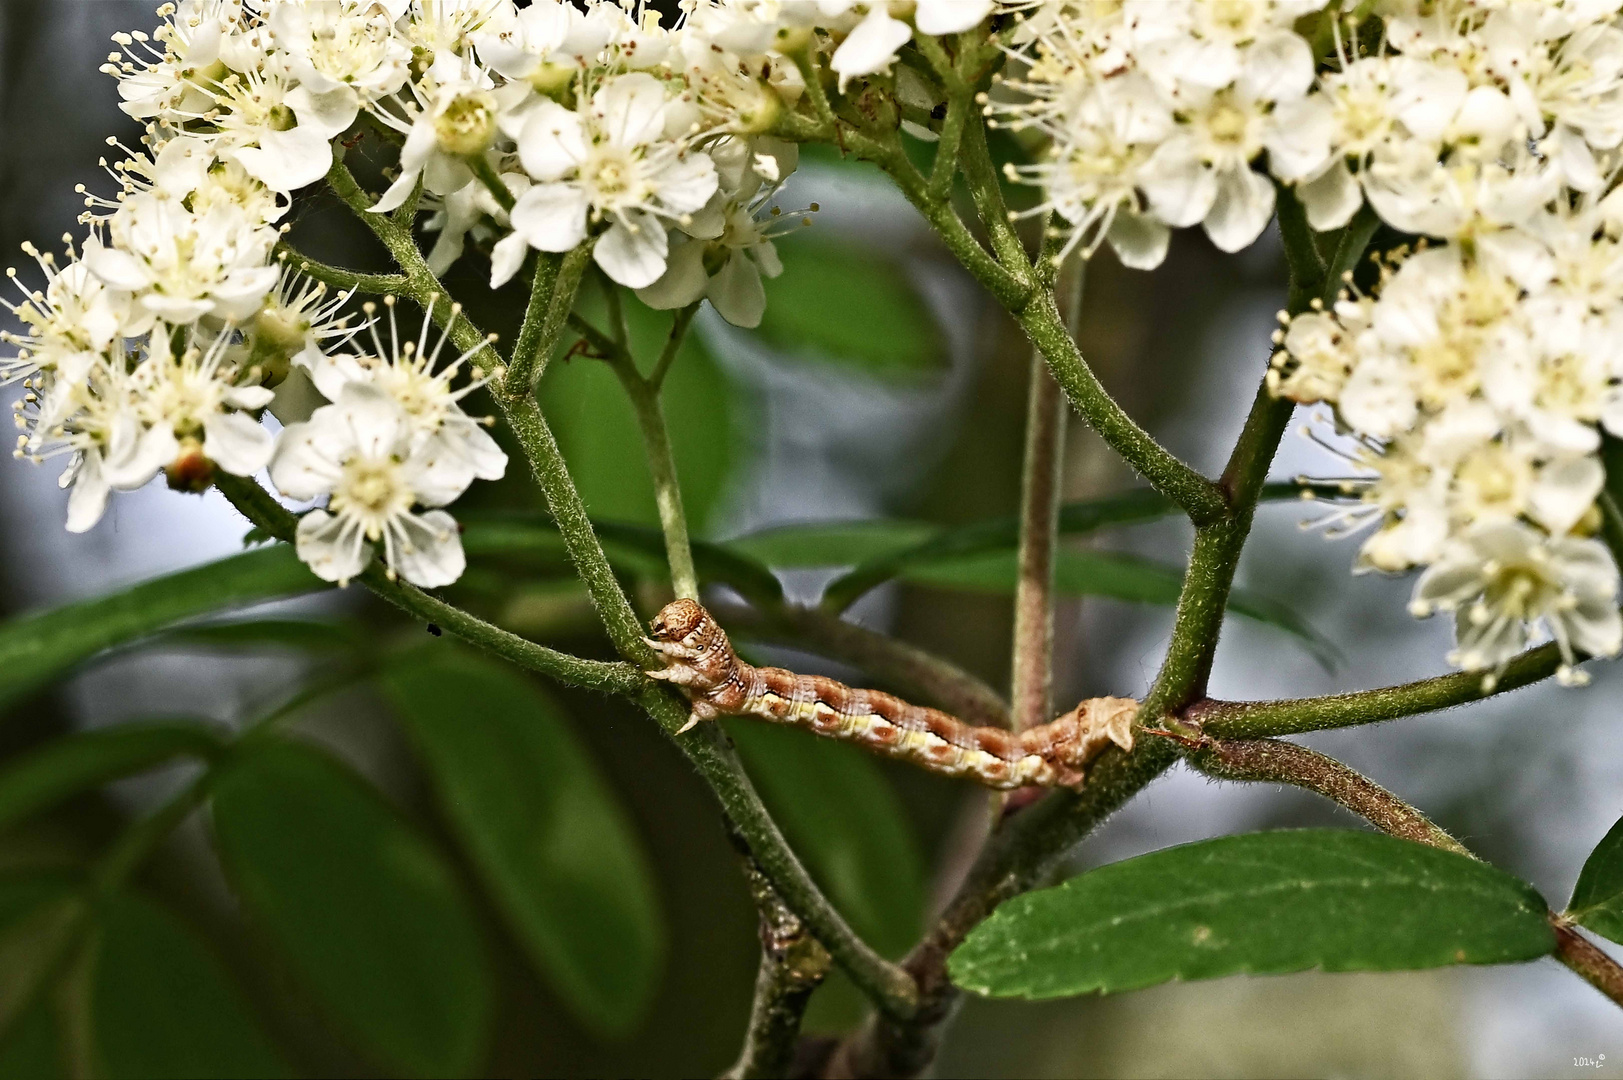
[{"xmin": 645, "ymin": 599, "xmax": 1137, "ymax": 790}]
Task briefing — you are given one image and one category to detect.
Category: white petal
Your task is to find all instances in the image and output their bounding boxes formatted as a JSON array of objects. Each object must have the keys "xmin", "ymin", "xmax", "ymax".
[
  {"xmin": 518, "ymin": 101, "xmax": 587, "ymax": 181},
  {"xmin": 707, "ymin": 252, "xmax": 766, "ymax": 328},
  {"xmin": 333, "ymin": 383, "xmax": 406, "ymax": 460},
  {"xmin": 402, "ymin": 431, "xmax": 477, "ymax": 508},
  {"xmin": 596, "ymin": 72, "xmax": 670, "ymax": 149},
  {"xmin": 270, "ymin": 420, "xmax": 344, "ymax": 500},
  {"xmin": 390, "ymin": 510, "xmax": 466, "ymax": 588},
  {"xmin": 1203, "ymin": 166, "xmax": 1276, "ymax": 253},
  {"xmin": 1297, "ymin": 159, "xmax": 1362, "ymax": 231},
  {"xmin": 1265, "ymin": 95, "xmax": 1333, "ymax": 182},
  {"xmin": 1105, "ymin": 211, "xmax": 1171, "ymax": 271},
  {"xmin": 1239, "ymin": 31, "xmax": 1315, "ymax": 102},
  {"xmin": 1139, "ymin": 137, "xmax": 1217, "ymax": 228},
  {"xmin": 296, "ymin": 508, "xmax": 371, "ymax": 585},
  {"xmin": 233, "ymin": 127, "xmax": 335, "ymax": 193},
  {"xmin": 914, "ymin": 0, "xmax": 992, "ymax": 36},
  {"xmin": 287, "ymin": 84, "xmax": 360, "ymax": 139},
  {"xmin": 510, "ymin": 183, "xmax": 590, "ymax": 252},
  {"xmin": 653, "ymin": 153, "xmax": 719, "ymax": 216},
  {"xmin": 830, "ymin": 8, "xmax": 913, "ymax": 89},
  {"xmin": 82, "ymin": 246, "xmax": 151, "ymax": 292},
  {"xmin": 595, "ymin": 213, "xmax": 669, "ymax": 288},
  {"xmin": 635, "ymin": 239, "xmax": 709, "ymax": 310},
  {"xmin": 203, "ymin": 412, "xmax": 276, "ymax": 476},
  {"xmin": 65, "ymin": 452, "xmax": 110, "ymax": 534},
  {"xmin": 489, "ymin": 231, "xmax": 531, "ymax": 289}
]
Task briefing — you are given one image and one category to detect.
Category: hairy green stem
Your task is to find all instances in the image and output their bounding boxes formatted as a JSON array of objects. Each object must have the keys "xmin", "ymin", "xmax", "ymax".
[
  {"xmin": 613, "ymin": 365, "xmax": 700, "ymax": 601},
  {"xmin": 507, "ymin": 243, "xmax": 594, "ymax": 391},
  {"xmin": 466, "ymin": 153, "xmax": 516, "ymax": 213},
  {"xmin": 275, "ymin": 246, "xmax": 409, "ymax": 297},
  {"xmin": 649, "ymin": 302, "xmax": 700, "ymax": 391},
  {"xmin": 723, "ymin": 853, "xmax": 832, "ymax": 1080},
  {"xmin": 1010, "ymin": 259, "xmax": 1077, "ymax": 731}
]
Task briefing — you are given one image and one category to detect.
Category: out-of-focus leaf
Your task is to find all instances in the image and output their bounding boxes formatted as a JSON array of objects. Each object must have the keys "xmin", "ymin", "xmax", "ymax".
[
  {"xmin": 462, "ymin": 516, "xmax": 784, "ymax": 607},
  {"xmin": 948, "ymin": 830, "xmax": 1554, "ymax": 1000},
  {"xmin": 0, "ymin": 1000, "xmax": 59, "ymax": 1079},
  {"xmin": 209, "ymin": 739, "xmax": 491, "ymax": 1077},
  {"xmin": 381, "ymin": 651, "xmax": 665, "ymax": 1037},
  {"xmin": 0, "ymin": 547, "xmax": 324, "ymax": 714},
  {"xmin": 901, "ymin": 549, "xmax": 1340, "ymax": 669},
  {"xmin": 1567, "ymin": 812, "xmax": 1623, "ymax": 942},
  {"xmin": 727, "ymin": 520, "xmax": 937, "ymax": 569},
  {"xmin": 819, "ymin": 482, "xmax": 1341, "ymax": 612},
  {"xmin": 754, "ymin": 235, "xmax": 944, "ymax": 378},
  {"xmin": 87, "ymin": 891, "xmax": 287, "ymax": 1079},
  {"xmin": 0, "ymin": 721, "xmax": 227, "ymax": 836},
  {"xmin": 0, "ymin": 878, "xmax": 85, "ymax": 1040},
  {"xmin": 155, "ymin": 619, "xmax": 364, "ymax": 655},
  {"xmin": 727, "ymin": 720, "xmax": 924, "ymax": 958},
  {"xmin": 543, "ymin": 301, "xmax": 734, "ymax": 533}
]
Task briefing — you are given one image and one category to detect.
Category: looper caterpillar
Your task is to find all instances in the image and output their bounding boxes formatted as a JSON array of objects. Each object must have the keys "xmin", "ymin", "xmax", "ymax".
[{"xmin": 645, "ymin": 599, "xmax": 1137, "ymax": 789}]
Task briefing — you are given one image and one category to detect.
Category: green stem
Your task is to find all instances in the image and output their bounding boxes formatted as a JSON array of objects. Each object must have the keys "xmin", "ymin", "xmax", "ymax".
[
  {"xmin": 506, "ymin": 243, "xmax": 594, "ymax": 391},
  {"xmin": 213, "ymin": 474, "xmax": 641, "ymax": 696},
  {"xmin": 1010, "ymin": 258, "xmax": 1077, "ymax": 731},
  {"xmin": 1016, "ymin": 290, "xmax": 1226, "ymax": 526},
  {"xmin": 275, "ymin": 245, "xmax": 409, "ymax": 297},
  {"xmin": 960, "ymin": 119, "xmax": 1028, "ymax": 272},
  {"xmin": 614, "ymin": 365, "xmax": 700, "ymax": 600},
  {"xmin": 1188, "ymin": 642, "xmax": 1561, "ymax": 739},
  {"xmin": 649, "ymin": 302, "xmax": 700, "ymax": 391},
  {"xmin": 465, "ymin": 153, "xmax": 515, "ymax": 213}
]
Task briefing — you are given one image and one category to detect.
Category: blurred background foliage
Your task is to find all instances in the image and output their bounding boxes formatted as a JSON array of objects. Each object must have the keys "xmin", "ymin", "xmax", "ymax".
[{"xmin": 1, "ymin": 4, "xmax": 1621, "ymax": 1078}]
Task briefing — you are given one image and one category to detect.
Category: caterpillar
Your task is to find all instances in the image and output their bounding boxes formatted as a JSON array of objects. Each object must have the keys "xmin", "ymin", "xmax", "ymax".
[{"xmin": 645, "ymin": 599, "xmax": 1137, "ymax": 790}]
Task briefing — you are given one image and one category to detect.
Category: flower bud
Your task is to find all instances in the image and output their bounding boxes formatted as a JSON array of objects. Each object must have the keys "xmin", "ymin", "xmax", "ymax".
[{"xmin": 165, "ymin": 437, "xmax": 215, "ymax": 493}]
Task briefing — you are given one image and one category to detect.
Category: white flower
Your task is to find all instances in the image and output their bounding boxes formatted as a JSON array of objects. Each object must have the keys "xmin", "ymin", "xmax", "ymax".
[
  {"xmin": 371, "ymin": 71, "xmax": 500, "ymax": 213},
  {"xmin": 1411, "ymin": 521, "xmax": 1621, "ymax": 685},
  {"xmin": 298, "ymin": 297, "xmax": 508, "ymax": 492},
  {"xmin": 503, "ymin": 72, "xmax": 718, "ymax": 288},
  {"xmin": 270, "ymin": 382, "xmax": 470, "ymax": 588},
  {"xmin": 829, "ymin": 6, "xmax": 913, "ymax": 91},
  {"xmin": 83, "ymin": 193, "xmax": 279, "ymax": 327}
]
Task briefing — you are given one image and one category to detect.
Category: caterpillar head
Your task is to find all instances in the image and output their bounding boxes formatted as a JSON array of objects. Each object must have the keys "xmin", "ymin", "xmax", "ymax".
[{"xmin": 644, "ymin": 599, "xmax": 736, "ymax": 695}]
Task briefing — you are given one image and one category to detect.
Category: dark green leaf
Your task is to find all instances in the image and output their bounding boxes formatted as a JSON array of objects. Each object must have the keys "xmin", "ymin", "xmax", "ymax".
[
  {"xmin": 0, "ymin": 547, "xmax": 325, "ymax": 713},
  {"xmin": 0, "ymin": 877, "xmax": 85, "ymax": 1040},
  {"xmin": 726, "ymin": 520, "xmax": 937, "ymax": 569},
  {"xmin": 209, "ymin": 739, "xmax": 491, "ymax": 1076},
  {"xmin": 0, "ymin": 1000, "xmax": 59, "ymax": 1079},
  {"xmin": 0, "ymin": 722, "xmax": 227, "ymax": 836},
  {"xmin": 819, "ymin": 482, "xmax": 1342, "ymax": 612},
  {"xmin": 462, "ymin": 516, "xmax": 784, "ymax": 607},
  {"xmin": 727, "ymin": 720, "xmax": 924, "ymax": 958},
  {"xmin": 948, "ymin": 830, "xmax": 1554, "ymax": 1000},
  {"xmin": 901, "ymin": 549, "xmax": 1340, "ymax": 668},
  {"xmin": 381, "ymin": 652, "xmax": 665, "ymax": 1037},
  {"xmin": 754, "ymin": 235, "xmax": 945, "ymax": 377},
  {"xmin": 1566, "ymin": 812, "xmax": 1623, "ymax": 942},
  {"xmin": 88, "ymin": 891, "xmax": 287, "ymax": 1079},
  {"xmin": 156, "ymin": 619, "xmax": 364, "ymax": 655}
]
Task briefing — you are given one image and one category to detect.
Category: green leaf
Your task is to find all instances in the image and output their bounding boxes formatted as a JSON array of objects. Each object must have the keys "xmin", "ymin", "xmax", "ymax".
[
  {"xmin": 726, "ymin": 520, "xmax": 938, "ymax": 569},
  {"xmin": 948, "ymin": 830, "xmax": 1555, "ymax": 1000},
  {"xmin": 754, "ymin": 235, "xmax": 945, "ymax": 377},
  {"xmin": 0, "ymin": 1000, "xmax": 60, "ymax": 1080},
  {"xmin": 380, "ymin": 651, "xmax": 665, "ymax": 1037},
  {"xmin": 0, "ymin": 547, "xmax": 325, "ymax": 713},
  {"xmin": 1566, "ymin": 812, "xmax": 1623, "ymax": 942},
  {"xmin": 462, "ymin": 516, "xmax": 784, "ymax": 607},
  {"xmin": 543, "ymin": 302, "xmax": 735, "ymax": 533},
  {"xmin": 87, "ymin": 891, "xmax": 287, "ymax": 1079},
  {"xmin": 727, "ymin": 720, "xmax": 924, "ymax": 958},
  {"xmin": 819, "ymin": 482, "xmax": 1337, "ymax": 612},
  {"xmin": 209, "ymin": 739, "xmax": 491, "ymax": 1076},
  {"xmin": 155, "ymin": 619, "xmax": 365, "ymax": 655},
  {"xmin": 0, "ymin": 877, "xmax": 85, "ymax": 1041},
  {"xmin": 0, "ymin": 721, "xmax": 227, "ymax": 836},
  {"xmin": 901, "ymin": 549, "xmax": 1340, "ymax": 669}
]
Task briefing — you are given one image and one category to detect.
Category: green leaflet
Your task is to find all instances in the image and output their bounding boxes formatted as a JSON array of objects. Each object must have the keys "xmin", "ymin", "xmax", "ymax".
[
  {"xmin": 85, "ymin": 891, "xmax": 288, "ymax": 1079},
  {"xmin": 0, "ymin": 877, "xmax": 85, "ymax": 1043},
  {"xmin": 0, "ymin": 547, "xmax": 325, "ymax": 714},
  {"xmin": 727, "ymin": 720, "xmax": 924, "ymax": 959},
  {"xmin": 381, "ymin": 651, "xmax": 666, "ymax": 1038},
  {"xmin": 1567, "ymin": 812, "xmax": 1623, "ymax": 943},
  {"xmin": 0, "ymin": 721, "xmax": 227, "ymax": 836},
  {"xmin": 726, "ymin": 520, "xmax": 937, "ymax": 569},
  {"xmin": 949, "ymin": 830, "xmax": 1554, "ymax": 1000},
  {"xmin": 209, "ymin": 739, "xmax": 492, "ymax": 1076}
]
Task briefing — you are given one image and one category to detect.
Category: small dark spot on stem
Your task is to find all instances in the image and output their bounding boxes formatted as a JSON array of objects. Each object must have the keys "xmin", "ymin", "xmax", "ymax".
[{"xmin": 426, "ymin": 623, "xmax": 442, "ymax": 637}]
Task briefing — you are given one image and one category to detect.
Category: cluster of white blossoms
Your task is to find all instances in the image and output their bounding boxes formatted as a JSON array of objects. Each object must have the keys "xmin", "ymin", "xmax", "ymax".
[
  {"xmin": 1265, "ymin": 2, "xmax": 1623, "ymax": 683},
  {"xmin": 7, "ymin": 0, "xmax": 1011, "ymax": 587}
]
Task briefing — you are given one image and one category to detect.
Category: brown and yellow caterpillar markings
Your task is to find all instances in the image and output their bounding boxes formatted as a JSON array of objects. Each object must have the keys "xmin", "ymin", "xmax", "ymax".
[{"xmin": 644, "ymin": 599, "xmax": 1137, "ymax": 790}]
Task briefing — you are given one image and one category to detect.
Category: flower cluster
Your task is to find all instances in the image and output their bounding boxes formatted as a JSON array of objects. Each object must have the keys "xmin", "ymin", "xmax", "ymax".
[{"xmin": 1267, "ymin": 4, "xmax": 1623, "ymax": 684}]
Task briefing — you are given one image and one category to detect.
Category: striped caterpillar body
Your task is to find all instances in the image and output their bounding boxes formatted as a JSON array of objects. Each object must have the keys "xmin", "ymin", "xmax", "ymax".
[{"xmin": 645, "ymin": 599, "xmax": 1137, "ymax": 790}]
